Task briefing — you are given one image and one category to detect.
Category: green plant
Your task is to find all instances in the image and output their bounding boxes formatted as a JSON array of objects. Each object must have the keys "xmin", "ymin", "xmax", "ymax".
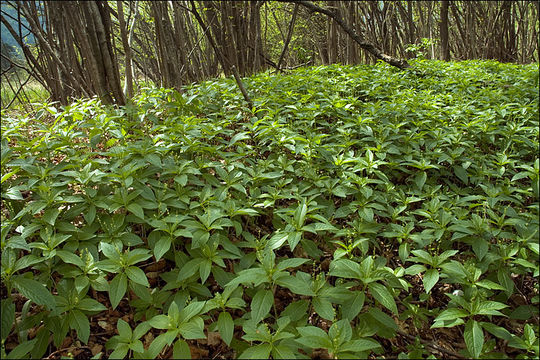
[{"xmin": 1, "ymin": 60, "xmax": 538, "ymax": 358}]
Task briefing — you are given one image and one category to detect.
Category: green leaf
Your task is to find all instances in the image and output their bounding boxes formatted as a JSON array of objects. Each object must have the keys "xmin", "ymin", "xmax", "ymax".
[
  {"xmin": 272, "ymin": 343, "xmax": 296, "ymax": 359},
  {"xmin": 56, "ymin": 250, "xmax": 85, "ymax": 268},
  {"xmin": 101, "ymin": 242, "xmax": 121, "ymax": 260},
  {"xmin": 173, "ymin": 339, "xmax": 191, "ymax": 359},
  {"xmin": 70, "ymin": 309, "xmax": 90, "ymax": 344},
  {"xmin": 127, "ymin": 203, "xmax": 145, "ymax": 219},
  {"xmin": 437, "ymin": 250, "xmax": 459, "ymax": 263},
  {"xmin": 405, "ymin": 264, "xmax": 427, "ymax": 275},
  {"xmin": 267, "ymin": 232, "xmax": 289, "ymax": 250},
  {"xmin": 329, "ymin": 319, "xmax": 352, "ymax": 344},
  {"xmin": 177, "ymin": 258, "xmax": 203, "ymax": 281},
  {"xmin": 239, "ymin": 343, "xmax": 272, "ymax": 359},
  {"xmin": 84, "ymin": 204, "xmax": 96, "ymax": 225},
  {"xmin": 509, "ymin": 305, "xmax": 537, "ymax": 320},
  {"xmin": 126, "ymin": 266, "xmax": 149, "ymax": 286},
  {"xmin": 13, "ymin": 253, "xmax": 39, "ymax": 273},
  {"xmin": 218, "ymin": 311, "xmax": 234, "ymax": 346},
  {"xmin": 368, "ymin": 283, "xmax": 398, "ymax": 314},
  {"xmin": 296, "ymin": 326, "xmax": 332, "ymax": 349},
  {"xmin": 12, "ymin": 276, "xmax": 55, "ymax": 311},
  {"xmin": 149, "ymin": 315, "xmax": 171, "ymax": 330},
  {"xmin": 473, "ymin": 301, "xmax": 508, "ymax": 316},
  {"xmin": 281, "ymin": 300, "xmax": 309, "ymax": 322},
  {"xmin": 251, "ymin": 289, "xmax": 273, "ymax": 323},
  {"xmin": 475, "ymin": 279, "xmax": 506, "ymax": 291},
  {"xmin": 472, "ymin": 238, "xmax": 489, "ymax": 260},
  {"xmin": 294, "ymin": 200, "xmax": 308, "ymax": 227},
  {"xmin": 229, "ymin": 132, "xmax": 250, "ymax": 146},
  {"xmin": 178, "ymin": 317, "xmax": 205, "ymax": 339},
  {"xmin": 276, "ymin": 276, "xmax": 315, "ymax": 296},
  {"xmin": 42, "ymin": 208, "xmax": 60, "ymax": 225},
  {"xmin": 116, "ymin": 318, "xmax": 133, "ymax": 339},
  {"xmin": 453, "ymin": 165, "xmax": 468, "ymax": 184},
  {"xmin": 312, "ymin": 297, "xmax": 335, "ymax": 320},
  {"xmin": 5, "ymin": 339, "xmax": 37, "ymax": 359},
  {"xmin": 147, "ymin": 331, "xmax": 177, "ymax": 358},
  {"xmin": 276, "ymin": 258, "xmax": 309, "ymax": 270},
  {"xmin": 497, "ymin": 268, "xmax": 514, "ymax": 296},
  {"xmin": 129, "ymin": 339, "xmax": 144, "ymax": 354},
  {"xmin": 367, "ymin": 307, "xmax": 398, "ymax": 331},
  {"xmin": 287, "ymin": 231, "xmax": 302, "ymax": 251},
  {"xmin": 297, "ymin": 325, "xmax": 329, "ymax": 339},
  {"xmin": 414, "ymin": 171, "xmax": 427, "ymax": 190},
  {"xmin": 133, "ymin": 322, "xmax": 151, "ymax": 339},
  {"xmin": 480, "ymin": 322, "xmax": 513, "ymax": 341},
  {"xmin": 199, "ymin": 260, "xmax": 212, "ymax": 283},
  {"xmin": 30, "ymin": 327, "xmax": 50, "ymax": 359},
  {"xmin": 121, "ymin": 232, "xmax": 143, "ymax": 246},
  {"xmin": 464, "ymin": 319, "xmax": 484, "ymax": 358},
  {"xmin": 179, "ymin": 301, "xmax": 206, "ymax": 323},
  {"xmin": 433, "ymin": 307, "xmax": 469, "ymax": 322},
  {"xmin": 410, "ymin": 250, "xmax": 433, "ymax": 265},
  {"xmin": 441, "ymin": 261, "xmax": 468, "ymax": 281},
  {"xmin": 225, "ymin": 268, "xmax": 267, "ymax": 288},
  {"xmin": 109, "ymin": 273, "xmax": 128, "ymax": 310},
  {"xmin": 511, "ymin": 172, "xmax": 530, "ymax": 182},
  {"xmin": 108, "ymin": 343, "xmax": 129, "ymax": 359},
  {"xmin": 341, "ymin": 291, "xmax": 365, "ymax": 320},
  {"xmin": 340, "ymin": 338, "xmax": 381, "ymax": 353},
  {"xmin": 1, "ymin": 299, "xmax": 15, "ymax": 341},
  {"xmin": 153, "ymin": 236, "xmax": 171, "ymax": 261},
  {"xmin": 422, "ymin": 269, "xmax": 439, "ymax": 293},
  {"xmin": 329, "ymin": 259, "xmax": 361, "ymax": 279},
  {"xmin": 124, "ymin": 249, "xmax": 151, "ymax": 265},
  {"xmin": 77, "ymin": 298, "xmax": 107, "ymax": 312}
]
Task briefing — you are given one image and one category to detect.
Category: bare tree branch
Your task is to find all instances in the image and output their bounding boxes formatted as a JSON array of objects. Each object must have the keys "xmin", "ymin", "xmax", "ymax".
[
  {"xmin": 276, "ymin": 3, "xmax": 299, "ymax": 71},
  {"xmin": 284, "ymin": 0, "xmax": 410, "ymax": 69}
]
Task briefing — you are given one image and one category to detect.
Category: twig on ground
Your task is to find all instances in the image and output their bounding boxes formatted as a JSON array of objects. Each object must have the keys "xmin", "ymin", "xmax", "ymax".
[
  {"xmin": 397, "ymin": 329, "xmax": 466, "ymax": 359},
  {"xmin": 44, "ymin": 346, "xmax": 91, "ymax": 359}
]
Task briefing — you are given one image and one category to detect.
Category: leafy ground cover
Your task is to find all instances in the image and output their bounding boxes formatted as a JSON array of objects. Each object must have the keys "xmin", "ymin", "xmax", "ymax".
[{"xmin": 1, "ymin": 59, "xmax": 539, "ymax": 359}]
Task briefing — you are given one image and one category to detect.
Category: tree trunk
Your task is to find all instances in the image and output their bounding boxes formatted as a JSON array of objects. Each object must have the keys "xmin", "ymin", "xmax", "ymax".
[
  {"xmin": 277, "ymin": 3, "xmax": 299, "ymax": 70},
  {"xmin": 117, "ymin": 0, "xmax": 133, "ymax": 98},
  {"xmin": 440, "ymin": 0, "xmax": 450, "ymax": 61}
]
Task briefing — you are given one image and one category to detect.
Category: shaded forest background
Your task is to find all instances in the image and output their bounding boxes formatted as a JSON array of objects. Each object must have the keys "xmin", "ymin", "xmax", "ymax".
[{"xmin": 1, "ymin": 0, "xmax": 539, "ymax": 108}]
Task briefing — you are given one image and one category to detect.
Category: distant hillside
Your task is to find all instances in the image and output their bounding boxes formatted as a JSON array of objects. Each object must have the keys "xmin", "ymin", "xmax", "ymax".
[{"xmin": 1, "ymin": 1, "xmax": 37, "ymax": 54}]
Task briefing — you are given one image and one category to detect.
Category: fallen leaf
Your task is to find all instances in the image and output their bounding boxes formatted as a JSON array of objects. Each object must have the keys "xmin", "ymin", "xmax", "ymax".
[
  {"xmin": 71, "ymin": 347, "xmax": 84, "ymax": 356},
  {"xmin": 91, "ymin": 344, "xmax": 103, "ymax": 355},
  {"xmin": 312, "ymin": 348, "xmax": 331, "ymax": 359},
  {"xmin": 146, "ymin": 259, "xmax": 166, "ymax": 272},
  {"xmin": 98, "ymin": 321, "xmax": 114, "ymax": 331},
  {"xmin": 207, "ymin": 331, "xmax": 221, "ymax": 346},
  {"xmin": 189, "ymin": 344, "xmax": 209, "ymax": 358},
  {"xmin": 144, "ymin": 332, "xmax": 154, "ymax": 347}
]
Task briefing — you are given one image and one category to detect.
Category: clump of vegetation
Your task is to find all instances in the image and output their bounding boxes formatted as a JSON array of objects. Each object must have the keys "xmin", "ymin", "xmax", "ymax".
[{"xmin": 1, "ymin": 60, "xmax": 539, "ymax": 359}]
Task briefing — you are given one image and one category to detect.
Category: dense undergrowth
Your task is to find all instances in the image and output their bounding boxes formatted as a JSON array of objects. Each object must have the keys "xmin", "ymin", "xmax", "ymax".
[{"xmin": 1, "ymin": 59, "xmax": 539, "ymax": 359}]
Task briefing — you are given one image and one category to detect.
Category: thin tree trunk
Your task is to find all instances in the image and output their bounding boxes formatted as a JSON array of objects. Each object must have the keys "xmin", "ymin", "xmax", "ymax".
[
  {"xmin": 277, "ymin": 3, "xmax": 299, "ymax": 71},
  {"xmin": 127, "ymin": 1, "xmax": 139, "ymax": 88},
  {"xmin": 117, "ymin": 0, "xmax": 133, "ymax": 98},
  {"xmin": 440, "ymin": 0, "xmax": 450, "ymax": 61},
  {"xmin": 86, "ymin": 1, "xmax": 125, "ymax": 104}
]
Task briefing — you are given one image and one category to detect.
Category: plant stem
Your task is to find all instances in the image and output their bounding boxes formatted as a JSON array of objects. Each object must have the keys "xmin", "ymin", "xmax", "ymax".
[{"xmin": 272, "ymin": 284, "xmax": 278, "ymax": 318}]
